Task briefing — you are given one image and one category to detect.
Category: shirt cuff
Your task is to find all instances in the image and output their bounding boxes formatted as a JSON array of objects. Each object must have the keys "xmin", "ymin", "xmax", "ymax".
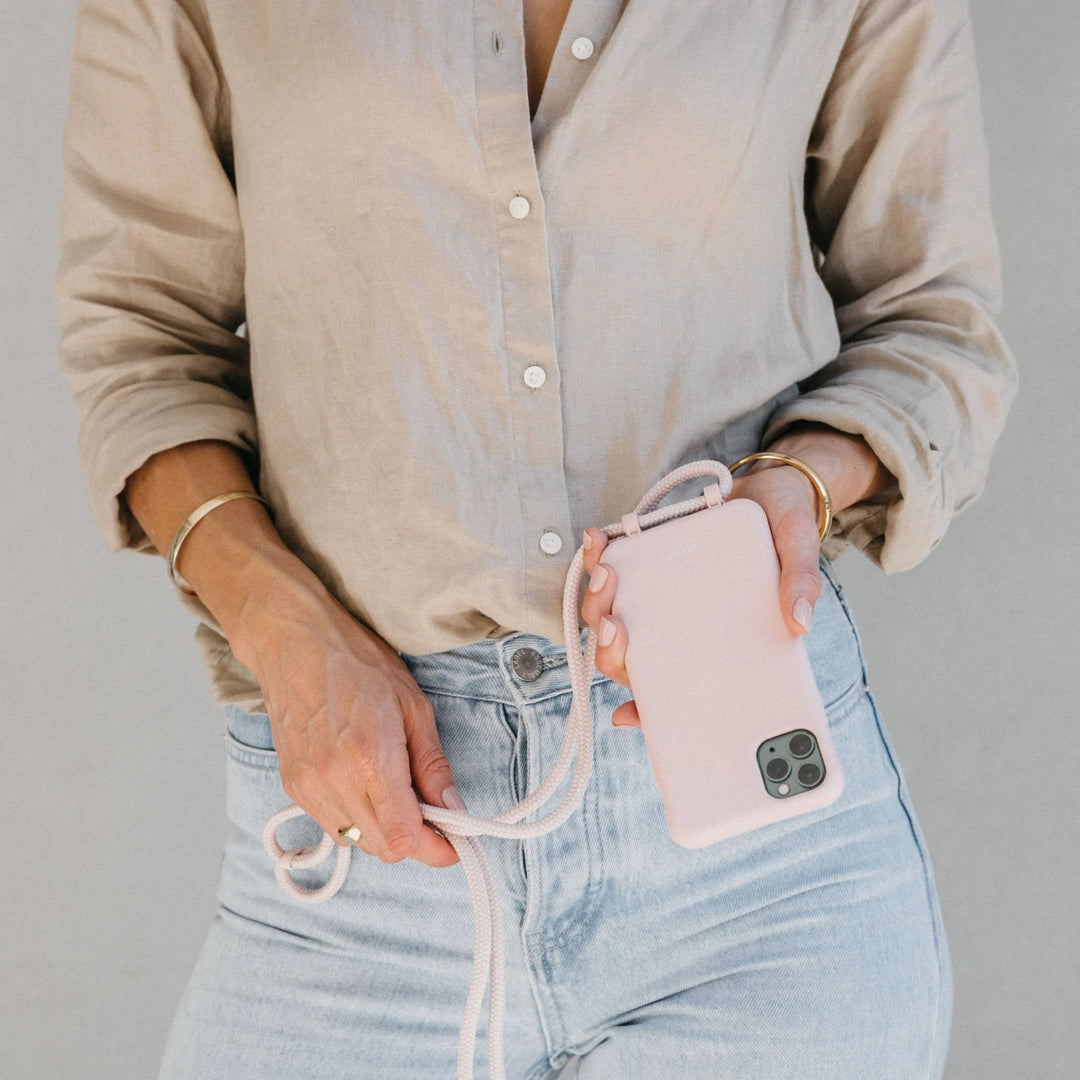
[
  {"xmin": 760, "ymin": 385, "xmax": 945, "ymax": 573},
  {"xmin": 79, "ymin": 385, "xmax": 259, "ymax": 556}
]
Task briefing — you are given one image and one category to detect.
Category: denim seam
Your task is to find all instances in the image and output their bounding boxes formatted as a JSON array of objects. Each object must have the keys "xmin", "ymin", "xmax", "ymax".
[
  {"xmin": 508, "ymin": 703, "xmax": 526, "ymax": 806},
  {"xmin": 863, "ymin": 687, "xmax": 947, "ymax": 1077},
  {"xmin": 497, "ymin": 700, "xmax": 519, "ymax": 744},
  {"xmin": 583, "ymin": 684, "xmax": 612, "ymax": 929},
  {"xmin": 417, "ymin": 676, "xmax": 608, "ymax": 708},
  {"xmin": 585, "ymin": 713, "xmax": 605, "ymax": 902},
  {"xmin": 526, "ymin": 924, "xmax": 585, "ymax": 1057},
  {"xmin": 414, "ymin": 687, "xmax": 514, "ymax": 706},
  {"xmin": 520, "ymin": 865, "xmax": 562, "ymax": 1067},
  {"xmin": 817, "ymin": 555, "xmax": 872, "ymax": 690},
  {"xmin": 516, "ymin": 676, "xmax": 610, "ymax": 707}
]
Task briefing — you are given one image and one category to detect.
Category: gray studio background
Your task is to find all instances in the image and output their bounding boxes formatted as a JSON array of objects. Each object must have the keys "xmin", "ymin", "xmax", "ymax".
[{"xmin": 3, "ymin": 2, "xmax": 1076, "ymax": 1078}]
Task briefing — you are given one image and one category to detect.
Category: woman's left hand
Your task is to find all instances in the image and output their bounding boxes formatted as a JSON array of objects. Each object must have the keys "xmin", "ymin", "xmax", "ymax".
[{"xmin": 579, "ymin": 422, "xmax": 895, "ymax": 728}]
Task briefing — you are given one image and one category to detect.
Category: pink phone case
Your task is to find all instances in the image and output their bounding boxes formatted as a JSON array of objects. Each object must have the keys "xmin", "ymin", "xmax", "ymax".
[{"xmin": 597, "ymin": 488, "xmax": 845, "ymax": 848}]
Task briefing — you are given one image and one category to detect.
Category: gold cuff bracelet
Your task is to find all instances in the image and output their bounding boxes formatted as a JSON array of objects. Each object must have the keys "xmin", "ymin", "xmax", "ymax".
[{"xmin": 726, "ymin": 451, "xmax": 834, "ymax": 542}]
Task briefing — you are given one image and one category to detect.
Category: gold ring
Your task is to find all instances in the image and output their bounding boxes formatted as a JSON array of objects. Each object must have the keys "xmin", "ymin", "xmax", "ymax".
[
  {"xmin": 726, "ymin": 452, "xmax": 834, "ymax": 542},
  {"xmin": 337, "ymin": 824, "xmax": 363, "ymax": 845}
]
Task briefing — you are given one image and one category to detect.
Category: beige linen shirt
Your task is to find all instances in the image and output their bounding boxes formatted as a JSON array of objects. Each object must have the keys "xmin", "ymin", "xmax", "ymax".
[{"xmin": 55, "ymin": 0, "xmax": 1017, "ymax": 715}]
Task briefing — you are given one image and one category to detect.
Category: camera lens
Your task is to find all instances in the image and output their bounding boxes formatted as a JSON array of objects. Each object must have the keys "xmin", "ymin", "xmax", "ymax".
[
  {"xmin": 766, "ymin": 757, "xmax": 790, "ymax": 781},
  {"xmin": 797, "ymin": 762, "xmax": 822, "ymax": 787},
  {"xmin": 789, "ymin": 732, "xmax": 814, "ymax": 758}
]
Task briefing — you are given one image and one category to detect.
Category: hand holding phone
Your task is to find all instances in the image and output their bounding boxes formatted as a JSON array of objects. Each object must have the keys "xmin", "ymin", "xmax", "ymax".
[{"xmin": 595, "ymin": 482, "xmax": 845, "ymax": 848}]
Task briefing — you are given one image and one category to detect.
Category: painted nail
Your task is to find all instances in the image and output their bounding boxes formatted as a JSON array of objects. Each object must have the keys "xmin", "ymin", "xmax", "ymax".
[
  {"xmin": 582, "ymin": 529, "xmax": 593, "ymax": 550},
  {"xmin": 599, "ymin": 615, "xmax": 616, "ymax": 646},
  {"xmin": 588, "ymin": 564, "xmax": 608, "ymax": 593},
  {"xmin": 442, "ymin": 784, "xmax": 467, "ymax": 812},
  {"xmin": 793, "ymin": 597, "xmax": 813, "ymax": 632}
]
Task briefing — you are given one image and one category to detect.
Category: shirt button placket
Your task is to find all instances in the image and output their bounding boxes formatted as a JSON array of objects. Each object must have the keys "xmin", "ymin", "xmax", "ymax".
[
  {"xmin": 475, "ymin": 3, "xmax": 614, "ymax": 615},
  {"xmin": 504, "ymin": 189, "xmax": 564, "ymax": 566}
]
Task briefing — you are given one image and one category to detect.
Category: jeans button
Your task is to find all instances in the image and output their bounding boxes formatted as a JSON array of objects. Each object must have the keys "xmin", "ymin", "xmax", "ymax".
[{"xmin": 510, "ymin": 646, "xmax": 544, "ymax": 682}]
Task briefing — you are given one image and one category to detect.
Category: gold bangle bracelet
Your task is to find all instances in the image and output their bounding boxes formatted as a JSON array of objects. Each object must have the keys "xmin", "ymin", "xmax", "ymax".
[
  {"xmin": 167, "ymin": 491, "xmax": 273, "ymax": 595},
  {"xmin": 726, "ymin": 451, "xmax": 834, "ymax": 542}
]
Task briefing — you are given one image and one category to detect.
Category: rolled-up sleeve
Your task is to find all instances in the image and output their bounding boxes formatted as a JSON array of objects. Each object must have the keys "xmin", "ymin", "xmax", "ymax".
[
  {"xmin": 54, "ymin": 0, "xmax": 257, "ymax": 556},
  {"xmin": 761, "ymin": 0, "xmax": 1018, "ymax": 572}
]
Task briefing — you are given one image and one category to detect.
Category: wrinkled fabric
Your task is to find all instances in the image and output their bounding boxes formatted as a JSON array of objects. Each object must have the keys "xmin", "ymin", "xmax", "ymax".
[{"xmin": 54, "ymin": 0, "xmax": 1016, "ymax": 714}]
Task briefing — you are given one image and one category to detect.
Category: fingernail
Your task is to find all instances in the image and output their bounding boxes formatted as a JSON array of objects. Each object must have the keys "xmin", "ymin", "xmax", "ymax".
[
  {"xmin": 582, "ymin": 529, "xmax": 593, "ymax": 551},
  {"xmin": 442, "ymin": 784, "xmax": 467, "ymax": 812},
  {"xmin": 588, "ymin": 564, "xmax": 608, "ymax": 593},
  {"xmin": 793, "ymin": 597, "xmax": 813, "ymax": 632},
  {"xmin": 599, "ymin": 615, "xmax": 616, "ymax": 646}
]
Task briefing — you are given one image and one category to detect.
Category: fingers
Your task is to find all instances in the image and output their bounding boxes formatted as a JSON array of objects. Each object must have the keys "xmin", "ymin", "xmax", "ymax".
[
  {"xmin": 352, "ymin": 691, "xmax": 460, "ymax": 868},
  {"xmin": 580, "ymin": 524, "xmax": 609, "ymax": 577},
  {"xmin": 358, "ymin": 720, "xmax": 451, "ymax": 867},
  {"xmin": 278, "ymin": 753, "xmax": 387, "ymax": 857},
  {"xmin": 580, "ymin": 456, "xmax": 824, "ymax": 737},
  {"xmin": 580, "ymin": 528, "xmax": 631, "ymax": 689},
  {"xmin": 253, "ymin": 595, "xmax": 465, "ymax": 871},
  {"xmin": 399, "ymin": 691, "xmax": 463, "ymax": 867},
  {"xmin": 748, "ymin": 477, "xmax": 823, "ymax": 636},
  {"xmin": 280, "ymin": 704, "xmax": 457, "ymax": 870}
]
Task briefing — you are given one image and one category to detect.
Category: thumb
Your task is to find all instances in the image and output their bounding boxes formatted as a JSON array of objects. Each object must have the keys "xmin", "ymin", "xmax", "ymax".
[
  {"xmin": 401, "ymin": 695, "xmax": 467, "ymax": 813},
  {"xmin": 771, "ymin": 505, "xmax": 823, "ymax": 637}
]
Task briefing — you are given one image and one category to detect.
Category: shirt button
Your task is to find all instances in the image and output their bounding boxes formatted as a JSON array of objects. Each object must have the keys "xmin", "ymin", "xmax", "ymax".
[
  {"xmin": 571, "ymin": 37, "xmax": 594, "ymax": 60},
  {"xmin": 510, "ymin": 646, "xmax": 544, "ymax": 682},
  {"xmin": 523, "ymin": 365, "xmax": 546, "ymax": 389},
  {"xmin": 539, "ymin": 531, "xmax": 562, "ymax": 555},
  {"xmin": 508, "ymin": 195, "xmax": 531, "ymax": 219}
]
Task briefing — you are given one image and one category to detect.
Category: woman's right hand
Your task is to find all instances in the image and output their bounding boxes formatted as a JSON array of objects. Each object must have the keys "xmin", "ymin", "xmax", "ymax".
[{"xmin": 227, "ymin": 569, "xmax": 464, "ymax": 869}]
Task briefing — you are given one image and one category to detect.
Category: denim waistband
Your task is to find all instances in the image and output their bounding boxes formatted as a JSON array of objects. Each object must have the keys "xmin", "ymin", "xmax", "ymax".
[{"xmin": 397, "ymin": 623, "xmax": 611, "ymax": 707}]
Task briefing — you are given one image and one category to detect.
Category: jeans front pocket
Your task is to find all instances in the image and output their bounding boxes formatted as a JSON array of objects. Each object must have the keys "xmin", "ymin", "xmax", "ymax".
[
  {"xmin": 220, "ymin": 705, "xmax": 304, "ymax": 845},
  {"xmin": 223, "ymin": 703, "xmax": 276, "ymax": 758},
  {"xmin": 804, "ymin": 552, "xmax": 871, "ymax": 726}
]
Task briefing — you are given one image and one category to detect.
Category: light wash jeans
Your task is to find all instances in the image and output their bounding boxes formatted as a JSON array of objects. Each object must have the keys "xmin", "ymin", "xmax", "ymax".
[{"xmin": 157, "ymin": 552, "xmax": 952, "ymax": 1079}]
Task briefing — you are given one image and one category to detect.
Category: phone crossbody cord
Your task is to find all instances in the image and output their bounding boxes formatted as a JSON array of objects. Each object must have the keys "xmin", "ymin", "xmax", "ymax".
[{"xmin": 261, "ymin": 460, "xmax": 736, "ymax": 1080}]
